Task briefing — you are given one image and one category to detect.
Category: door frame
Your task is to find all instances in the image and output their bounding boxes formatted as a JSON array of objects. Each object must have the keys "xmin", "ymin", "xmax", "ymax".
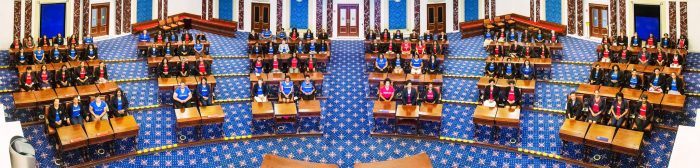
[
  {"xmin": 336, "ymin": 4, "xmax": 360, "ymax": 37},
  {"xmin": 250, "ymin": 2, "xmax": 271, "ymax": 33},
  {"xmin": 588, "ymin": 3, "xmax": 608, "ymax": 38},
  {"xmin": 90, "ymin": 2, "xmax": 110, "ymax": 37},
  {"xmin": 426, "ymin": 3, "xmax": 446, "ymax": 34}
]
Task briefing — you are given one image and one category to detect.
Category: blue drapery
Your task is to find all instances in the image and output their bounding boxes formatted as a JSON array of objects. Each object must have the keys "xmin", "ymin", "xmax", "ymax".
[
  {"xmin": 40, "ymin": 3, "xmax": 66, "ymax": 37},
  {"xmin": 219, "ymin": 0, "xmax": 234, "ymax": 21},
  {"xmin": 137, "ymin": 0, "xmax": 152, "ymax": 22},
  {"xmin": 290, "ymin": 0, "xmax": 309, "ymax": 29},
  {"xmin": 545, "ymin": 0, "xmax": 561, "ymax": 23},
  {"xmin": 464, "ymin": 0, "xmax": 479, "ymax": 21},
  {"xmin": 388, "ymin": 0, "xmax": 407, "ymax": 29}
]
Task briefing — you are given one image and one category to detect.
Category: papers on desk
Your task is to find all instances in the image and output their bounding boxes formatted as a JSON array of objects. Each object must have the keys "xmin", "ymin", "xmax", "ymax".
[{"xmin": 596, "ymin": 136, "xmax": 609, "ymax": 142}]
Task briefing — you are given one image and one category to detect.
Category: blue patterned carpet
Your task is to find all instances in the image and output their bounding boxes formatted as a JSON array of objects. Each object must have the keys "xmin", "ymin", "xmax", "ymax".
[{"xmin": 1, "ymin": 31, "xmax": 696, "ymax": 168}]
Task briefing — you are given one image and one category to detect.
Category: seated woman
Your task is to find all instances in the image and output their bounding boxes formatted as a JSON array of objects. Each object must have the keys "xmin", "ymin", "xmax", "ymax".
[
  {"xmin": 37, "ymin": 64, "xmax": 53, "ymax": 90},
  {"xmin": 501, "ymin": 58, "xmax": 517, "ymax": 79},
  {"xmin": 288, "ymin": 54, "xmax": 301, "ymax": 73},
  {"xmin": 196, "ymin": 57, "xmax": 210, "ymax": 76},
  {"xmin": 430, "ymin": 41, "xmax": 443, "ymax": 55},
  {"xmin": 608, "ymin": 93, "xmax": 629, "ymax": 128},
  {"xmin": 253, "ymin": 56, "xmax": 265, "ymax": 74},
  {"xmin": 481, "ymin": 79, "xmax": 499, "ymax": 107},
  {"xmin": 585, "ymin": 90, "xmax": 606, "ymax": 124},
  {"xmin": 521, "ymin": 43, "xmax": 534, "ymax": 58},
  {"xmin": 67, "ymin": 45, "xmax": 79, "ymax": 62},
  {"xmin": 637, "ymin": 47, "xmax": 650, "ymax": 65},
  {"xmin": 110, "ymin": 88, "xmax": 129, "ymax": 118},
  {"xmin": 409, "ymin": 30, "xmax": 420, "ymax": 41},
  {"xmin": 289, "ymin": 28, "xmax": 300, "ymax": 41},
  {"xmin": 624, "ymin": 69, "xmax": 644, "ymax": 90},
  {"xmin": 48, "ymin": 98, "xmax": 67, "ymax": 129},
  {"xmin": 74, "ymin": 62, "xmax": 92, "ymax": 85},
  {"xmin": 632, "ymin": 95, "xmax": 654, "ymax": 131},
  {"xmin": 318, "ymin": 40, "xmax": 328, "ymax": 54},
  {"xmin": 402, "ymin": 82, "xmax": 418, "ymax": 105},
  {"xmin": 277, "ymin": 28, "xmax": 287, "ymax": 40},
  {"xmin": 589, "ymin": 64, "xmax": 605, "ymax": 85},
  {"xmin": 197, "ymin": 78, "xmax": 214, "ymax": 106},
  {"xmin": 20, "ymin": 67, "xmax": 38, "ymax": 91},
  {"xmin": 425, "ymin": 55, "xmax": 440, "ymax": 74},
  {"xmin": 253, "ymin": 79, "xmax": 268, "ymax": 102},
  {"xmin": 250, "ymin": 43, "xmax": 262, "ymax": 54},
  {"xmin": 646, "ymin": 33, "xmax": 656, "ymax": 48},
  {"xmin": 676, "ymin": 35, "xmax": 688, "ymax": 50},
  {"xmin": 55, "ymin": 64, "xmax": 73, "ymax": 88},
  {"xmin": 668, "ymin": 50, "xmax": 684, "ymax": 69},
  {"xmin": 266, "ymin": 42, "xmax": 276, "ymax": 55},
  {"xmin": 196, "ymin": 32, "xmax": 207, "ymax": 41},
  {"xmin": 318, "ymin": 29, "xmax": 329, "ymax": 40},
  {"xmin": 566, "ymin": 92, "xmax": 583, "ymax": 120},
  {"xmin": 16, "ymin": 48, "xmax": 29, "ymax": 65},
  {"xmin": 519, "ymin": 60, "xmax": 535, "ymax": 80},
  {"xmin": 305, "ymin": 54, "xmax": 316, "ymax": 73},
  {"xmin": 177, "ymin": 59, "xmax": 191, "ymax": 77},
  {"xmin": 536, "ymin": 44, "xmax": 550, "ymax": 58},
  {"xmin": 50, "ymin": 45, "xmax": 62, "ymax": 63},
  {"xmin": 303, "ymin": 29, "xmax": 314, "ymax": 40},
  {"xmin": 422, "ymin": 83, "xmax": 440, "ymax": 104},
  {"xmin": 83, "ymin": 35, "xmax": 93, "ymax": 45},
  {"xmin": 616, "ymin": 45, "xmax": 631, "ymax": 63},
  {"xmin": 386, "ymin": 40, "xmax": 397, "ymax": 54},
  {"xmin": 270, "ymin": 55, "xmax": 282, "ymax": 73},
  {"xmin": 248, "ymin": 30, "xmax": 259, "ymax": 40},
  {"xmin": 148, "ymin": 43, "xmax": 161, "ymax": 57},
  {"xmin": 393, "ymin": 30, "xmax": 403, "ymax": 40},
  {"xmin": 415, "ymin": 41, "xmax": 426, "ymax": 55},
  {"xmin": 279, "ymin": 76, "xmax": 295, "ymax": 103},
  {"xmin": 375, "ymin": 54, "xmax": 389, "ymax": 73},
  {"xmin": 380, "ymin": 29, "xmax": 390, "ymax": 40},
  {"xmin": 93, "ymin": 62, "xmax": 109, "ymax": 84},
  {"xmin": 665, "ymin": 72, "xmax": 684, "ymax": 95},
  {"xmin": 138, "ymin": 30, "xmax": 151, "ymax": 42},
  {"xmin": 605, "ymin": 65, "xmax": 622, "ymax": 87},
  {"xmin": 10, "ymin": 38, "xmax": 23, "ymax": 49},
  {"xmin": 654, "ymin": 50, "xmax": 667, "ymax": 67},
  {"xmin": 500, "ymin": 80, "xmax": 521, "ymax": 108},
  {"xmin": 193, "ymin": 40, "xmax": 207, "ymax": 56},
  {"xmin": 491, "ymin": 43, "xmax": 504, "ymax": 57},
  {"xmin": 549, "ymin": 30, "xmax": 558, "ymax": 43},
  {"xmin": 409, "ymin": 54, "xmax": 423, "ymax": 74},
  {"xmin": 437, "ymin": 32, "xmax": 447, "ymax": 41},
  {"xmin": 534, "ymin": 29, "xmax": 545, "ymax": 43},
  {"xmin": 178, "ymin": 44, "xmax": 191, "ymax": 56},
  {"xmin": 38, "ymin": 35, "xmax": 51, "ymax": 47},
  {"xmin": 483, "ymin": 28, "xmax": 493, "ymax": 47},
  {"xmin": 158, "ymin": 58, "xmax": 173, "ymax": 78},
  {"xmin": 599, "ymin": 45, "xmax": 612, "ymax": 63},
  {"xmin": 307, "ymin": 40, "xmax": 317, "ymax": 54},
  {"xmin": 378, "ymin": 79, "xmax": 395, "ymax": 101},
  {"xmin": 295, "ymin": 41, "xmax": 305, "ymax": 54},
  {"xmin": 173, "ymin": 82, "xmax": 193, "ymax": 108},
  {"xmin": 300, "ymin": 75, "xmax": 316, "ymax": 100},
  {"xmin": 68, "ymin": 96, "xmax": 85, "ymax": 125},
  {"xmin": 85, "ymin": 44, "xmax": 98, "ymax": 60},
  {"xmin": 163, "ymin": 42, "xmax": 174, "ymax": 56},
  {"xmin": 278, "ymin": 40, "xmax": 290, "ymax": 54},
  {"xmin": 365, "ymin": 29, "xmax": 376, "ymax": 40},
  {"xmin": 89, "ymin": 96, "xmax": 109, "ymax": 121},
  {"xmin": 392, "ymin": 56, "xmax": 404, "ymax": 74},
  {"xmin": 646, "ymin": 68, "xmax": 665, "ymax": 93},
  {"xmin": 423, "ymin": 30, "xmax": 433, "ymax": 41},
  {"xmin": 401, "ymin": 40, "xmax": 412, "ymax": 55},
  {"xmin": 33, "ymin": 47, "xmax": 46, "ymax": 64}
]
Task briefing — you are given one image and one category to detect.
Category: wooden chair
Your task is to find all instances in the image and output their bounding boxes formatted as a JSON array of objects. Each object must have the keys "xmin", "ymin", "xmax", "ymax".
[
  {"xmin": 173, "ymin": 17, "xmax": 185, "ymax": 27},
  {"xmin": 44, "ymin": 105, "xmax": 56, "ymax": 135},
  {"xmin": 167, "ymin": 18, "xmax": 179, "ymax": 28},
  {"xmin": 159, "ymin": 20, "xmax": 172, "ymax": 31},
  {"xmin": 484, "ymin": 19, "xmax": 495, "ymax": 29}
]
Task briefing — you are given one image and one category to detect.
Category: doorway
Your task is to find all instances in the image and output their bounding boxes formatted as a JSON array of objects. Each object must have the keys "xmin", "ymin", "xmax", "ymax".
[
  {"xmin": 337, "ymin": 4, "xmax": 359, "ymax": 37},
  {"xmin": 589, "ymin": 4, "xmax": 608, "ymax": 38},
  {"xmin": 427, "ymin": 3, "xmax": 446, "ymax": 33},
  {"xmin": 90, "ymin": 3, "xmax": 109, "ymax": 37},
  {"xmin": 251, "ymin": 3, "xmax": 270, "ymax": 33}
]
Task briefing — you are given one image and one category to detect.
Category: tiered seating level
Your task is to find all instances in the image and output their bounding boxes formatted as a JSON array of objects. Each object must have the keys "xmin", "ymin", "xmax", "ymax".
[
  {"xmin": 132, "ymin": 13, "xmax": 238, "ymax": 37},
  {"xmin": 459, "ymin": 13, "xmax": 567, "ymax": 38}
]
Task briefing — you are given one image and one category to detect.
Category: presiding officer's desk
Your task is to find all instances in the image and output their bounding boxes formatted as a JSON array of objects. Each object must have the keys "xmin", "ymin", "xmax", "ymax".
[
  {"xmin": 260, "ymin": 154, "xmax": 339, "ymax": 168},
  {"xmin": 353, "ymin": 152, "xmax": 433, "ymax": 168},
  {"xmin": 559, "ymin": 119, "xmax": 591, "ymax": 144}
]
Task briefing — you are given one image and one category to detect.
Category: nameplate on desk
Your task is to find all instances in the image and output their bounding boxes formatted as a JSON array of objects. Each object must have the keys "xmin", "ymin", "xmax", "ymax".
[
  {"xmin": 433, "ymin": 79, "xmax": 440, "ymax": 82},
  {"xmin": 379, "ymin": 110, "xmax": 390, "ymax": 113},
  {"xmin": 596, "ymin": 136, "xmax": 609, "ymax": 142}
]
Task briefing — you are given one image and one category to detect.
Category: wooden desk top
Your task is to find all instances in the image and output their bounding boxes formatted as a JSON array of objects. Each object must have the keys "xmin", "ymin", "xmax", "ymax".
[
  {"xmin": 174, "ymin": 107, "xmax": 202, "ymax": 128},
  {"xmin": 368, "ymin": 72, "xmax": 388, "ymax": 82},
  {"xmin": 298, "ymin": 100, "xmax": 322, "ymax": 117},
  {"xmin": 252, "ymin": 102, "xmax": 275, "ymax": 119},
  {"xmin": 621, "ymin": 88, "xmax": 643, "ymax": 101},
  {"xmin": 12, "ymin": 91, "xmax": 37, "ymax": 108},
  {"xmin": 495, "ymin": 79, "xmax": 509, "ymax": 88},
  {"xmin": 598, "ymin": 86, "xmax": 621, "ymax": 98},
  {"xmin": 516, "ymin": 80, "xmax": 536, "ymax": 93},
  {"xmin": 388, "ymin": 73, "xmax": 407, "ymax": 82},
  {"xmin": 661, "ymin": 94, "xmax": 685, "ymax": 112},
  {"xmin": 642, "ymin": 92, "xmax": 664, "ymax": 105},
  {"xmin": 96, "ymin": 82, "xmax": 119, "ymax": 94},
  {"xmin": 477, "ymin": 77, "xmax": 493, "ymax": 89},
  {"xmin": 261, "ymin": 154, "xmax": 339, "ymax": 168},
  {"xmin": 308, "ymin": 72, "xmax": 324, "ymax": 82},
  {"xmin": 612, "ymin": 128, "xmax": 644, "ymax": 156},
  {"xmin": 55, "ymin": 87, "xmax": 79, "ymax": 100},
  {"xmin": 158, "ymin": 77, "xmax": 179, "ymax": 90},
  {"xmin": 422, "ymin": 74, "xmax": 443, "ymax": 84},
  {"xmin": 84, "ymin": 120, "xmax": 115, "ymax": 145},
  {"xmin": 396, "ymin": 105, "xmax": 419, "ymax": 118},
  {"xmin": 110, "ymin": 115, "xmax": 140, "ymax": 139},
  {"xmin": 495, "ymin": 107, "xmax": 521, "ymax": 128},
  {"xmin": 419, "ymin": 103, "xmax": 442, "ymax": 122},
  {"xmin": 644, "ymin": 66, "xmax": 664, "ymax": 74},
  {"xmin": 199, "ymin": 105, "xmax": 226, "ymax": 124},
  {"xmin": 473, "ymin": 105, "xmax": 497, "ymax": 126},
  {"xmin": 267, "ymin": 73, "xmax": 286, "ymax": 82},
  {"xmin": 584, "ymin": 124, "xmax": 616, "ymax": 149},
  {"xmin": 75, "ymin": 84, "xmax": 100, "ymax": 96},
  {"xmin": 353, "ymin": 152, "xmax": 433, "ymax": 168},
  {"xmin": 372, "ymin": 101, "xmax": 397, "ymax": 118},
  {"xmin": 57, "ymin": 124, "xmax": 88, "ymax": 151},
  {"xmin": 625, "ymin": 64, "xmax": 645, "ymax": 72},
  {"xmin": 592, "ymin": 62, "xmax": 611, "ymax": 69},
  {"xmin": 406, "ymin": 74, "xmax": 423, "ymax": 83},
  {"xmin": 662, "ymin": 67, "xmax": 682, "ymax": 75},
  {"xmin": 250, "ymin": 73, "xmax": 269, "ymax": 82},
  {"xmin": 559, "ymin": 119, "xmax": 591, "ymax": 144},
  {"xmin": 274, "ymin": 103, "xmax": 298, "ymax": 116},
  {"xmin": 178, "ymin": 76, "xmax": 198, "ymax": 86},
  {"xmin": 33, "ymin": 89, "xmax": 57, "ymax": 103},
  {"xmin": 576, "ymin": 84, "xmax": 600, "ymax": 95}
]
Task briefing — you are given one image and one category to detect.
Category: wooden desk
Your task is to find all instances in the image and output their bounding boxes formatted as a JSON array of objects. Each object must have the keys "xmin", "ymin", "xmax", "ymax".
[
  {"xmin": 495, "ymin": 107, "xmax": 520, "ymax": 128},
  {"xmin": 261, "ymin": 154, "xmax": 339, "ymax": 168},
  {"xmin": 662, "ymin": 67, "xmax": 682, "ymax": 75},
  {"xmin": 199, "ymin": 105, "xmax": 226, "ymax": 125},
  {"xmin": 368, "ymin": 72, "xmax": 388, "ymax": 84},
  {"xmin": 388, "ymin": 73, "xmax": 407, "ymax": 83},
  {"xmin": 612, "ymin": 129, "xmax": 644, "ymax": 156},
  {"xmin": 298, "ymin": 100, "xmax": 322, "ymax": 117},
  {"xmin": 157, "ymin": 77, "xmax": 179, "ymax": 90},
  {"xmin": 274, "ymin": 103, "xmax": 298, "ymax": 117},
  {"xmin": 591, "ymin": 62, "xmax": 610, "ymax": 69},
  {"xmin": 625, "ymin": 64, "xmax": 645, "ymax": 72},
  {"xmin": 307, "ymin": 72, "xmax": 324, "ymax": 83},
  {"xmin": 661, "ymin": 94, "xmax": 685, "ymax": 112},
  {"xmin": 473, "ymin": 105, "xmax": 497, "ymax": 125},
  {"xmin": 174, "ymin": 107, "xmax": 202, "ymax": 128},
  {"xmin": 110, "ymin": 115, "xmax": 140, "ymax": 139},
  {"xmin": 55, "ymin": 87, "xmax": 79, "ymax": 100},
  {"xmin": 576, "ymin": 84, "xmax": 600, "ymax": 95},
  {"xmin": 419, "ymin": 103, "xmax": 442, "ymax": 122},
  {"xmin": 57, "ymin": 124, "xmax": 88, "ymax": 151},
  {"xmin": 75, "ymin": 85, "xmax": 100, "ymax": 97},
  {"xmin": 421, "ymin": 74, "xmax": 443, "ymax": 85},
  {"xmin": 406, "ymin": 74, "xmax": 423, "ymax": 83},
  {"xmin": 642, "ymin": 92, "xmax": 664, "ymax": 105},
  {"xmin": 396, "ymin": 105, "xmax": 419, "ymax": 119},
  {"xmin": 598, "ymin": 86, "xmax": 621, "ymax": 98},
  {"xmin": 516, "ymin": 80, "xmax": 536, "ymax": 94},
  {"xmin": 33, "ymin": 89, "xmax": 58, "ymax": 105},
  {"xmin": 372, "ymin": 101, "xmax": 397, "ymax": 118},
  {"xmin": 84, "ymin": 120, "xmax": 115, "ymax": 144},
  {"xmin": 96, "ymin": 82, "xmax": 119, "ymax": 94},
  {"xmin": 178, "ymin": 76, "xmax": 198, "ymax": 87},
  {"xmin": 495, "ymin": 79, "xmax": 509, "ymax": 88},
  {"xmin": 12, "ymin": 91, "xmax": 37, "ymax": 109},
  {"xmin": 584, "ymin": 124, "xmax": 616, "ymax": 149},
  {"xmin": 559, "ymin": 119, "xmax": 591, "ymax": 144},
  {"xmin": 353, "ymin": 152, "xmax": 432, "ymax": 168},
  {"xmin": 252, "ymin": 102, "xmax": 274, "ymax": 119},
  {"xmin": 621, "ymin": 88, "xmax": 643, "ymax": 101},
  {"xmin": 287, "ymin": 73, "xmax": 305, "ymax": 82},
  {"xmin": 250, "ymin": 73, "xmax": 269, "ymax": 83},
  {"xmin": 267, "ymin": 73, "xmax": 286, "ymax": 83}
]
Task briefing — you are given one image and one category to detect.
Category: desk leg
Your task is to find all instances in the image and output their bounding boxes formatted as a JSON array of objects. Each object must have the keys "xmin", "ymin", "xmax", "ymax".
[{"xmin": 493, "ymin": 126, "xmax": 500, "ymax": 141}]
